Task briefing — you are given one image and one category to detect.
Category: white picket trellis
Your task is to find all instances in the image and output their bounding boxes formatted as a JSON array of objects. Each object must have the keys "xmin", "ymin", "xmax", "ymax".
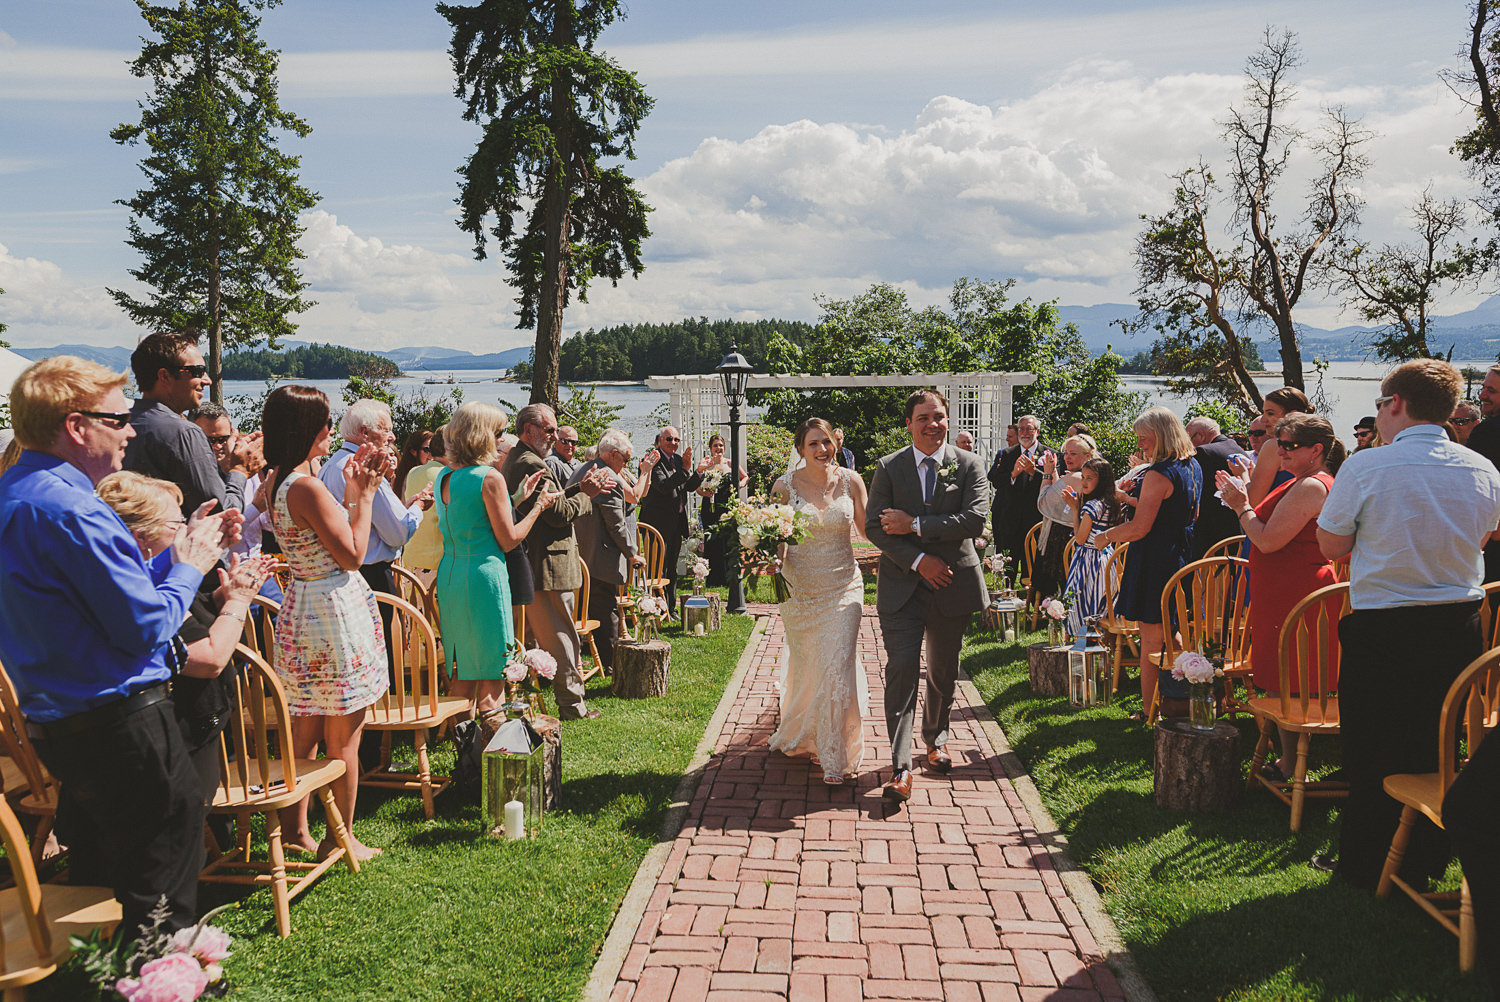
[{"xmin": 643, "ymin": 371, "xmax": 1037, "ymax": 501}]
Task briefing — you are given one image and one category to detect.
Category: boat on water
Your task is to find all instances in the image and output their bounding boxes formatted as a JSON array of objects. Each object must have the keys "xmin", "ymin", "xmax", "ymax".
[{"xmin": 422, "ymin": 374, "xmax": 486, "ymax": 385}]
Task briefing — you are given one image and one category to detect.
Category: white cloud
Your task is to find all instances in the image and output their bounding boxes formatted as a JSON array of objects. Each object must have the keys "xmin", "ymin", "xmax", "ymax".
[
  {"xmin": 298, "ymin": 209, "xmax": 468, "ymax": 312},
  {"xmin": 0, "ymin": 243, "xmax": 124, "ymax": 342}
]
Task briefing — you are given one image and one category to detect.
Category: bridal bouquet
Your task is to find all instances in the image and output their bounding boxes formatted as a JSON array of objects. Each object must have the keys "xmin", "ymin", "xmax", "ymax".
[
  {"xmin": 727, "ymin": 496, "xmax": 812, "ymax": 602},
  {"xmin": 698, "ymin": 466, "xmax": 727, "ymax": 494}
]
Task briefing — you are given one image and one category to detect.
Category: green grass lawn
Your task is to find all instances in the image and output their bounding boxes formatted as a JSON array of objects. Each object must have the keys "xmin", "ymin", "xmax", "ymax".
[
  {"xmin": 962, "ymin": 627, "xmax": 1490, "ymax": 1002},
  {"xmin": 38, "ymin": 613, "xmax": 754, "ymax": 1002}
]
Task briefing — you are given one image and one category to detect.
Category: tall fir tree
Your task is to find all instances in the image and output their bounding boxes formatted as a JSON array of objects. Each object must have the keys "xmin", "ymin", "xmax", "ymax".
[
  {"xmin": 110, "ymin": 0, "xmax": 317, "ymax": 403},
  {"xmin": 438, "ymin": 0, "xmax": 653, "ymax": 407}
]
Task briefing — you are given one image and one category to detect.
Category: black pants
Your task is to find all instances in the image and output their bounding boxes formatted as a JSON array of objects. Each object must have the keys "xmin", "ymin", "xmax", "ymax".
[
  {"xmin": 588, "ymin": 580, "xmax": 621, "ymax": 672},
  {"xmin": 1336, "ymin": 602, "xmax": 1480, "ymax": 890},
  {"xmin": 35, "ymin": 701, "xmax": 206, "ymax": 938},
  {"xmin": 1445, "ymin": 724, "xmax": 1500, "ymax": 996},
  {"xmin": 359, "ymin": 560, "xmax": 396, "ymax": 770}
]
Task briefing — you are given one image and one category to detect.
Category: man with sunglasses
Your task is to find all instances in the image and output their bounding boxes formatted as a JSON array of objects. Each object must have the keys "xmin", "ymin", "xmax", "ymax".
[
  {"xmin": 123, "ymin": 332, "xmax": 249, "ymax": 517},
  {"xmin": 546, "ymin": 425, "xmax": 583, "ymax": 484},
  {"xmin": 639, "ymin": 425, "xmax": 705, "ymax": 614},
  {"xmin": 0, "ymin": 355, "xmax": 240, "ymax": 939}
]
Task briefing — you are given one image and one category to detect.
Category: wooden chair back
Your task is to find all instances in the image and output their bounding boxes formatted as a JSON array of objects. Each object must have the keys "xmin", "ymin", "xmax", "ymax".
[
  {"xmin": 513, "ymin": 604, "xmax": 527, "ymax": 646},
  {"xmin": 392, "ymin": 562, "xmax": 441, "ymax": 636},
  {"xmin": 370, "ymin": 593, "xmax": 443, "ymax": 722},
  {"xmin": 1477, "ymin": 581, "xmax": 1500, "ymax": 650},
  {"xmin": 1274, "ymin": 582, "xmax": 1351, "ymax": 724},
  {"xmin": 636, "ymin": 522, "xmax": 669, "ymax": 593},
  {"xmin": 218, "ymin": 645, "xmax": 299, "ymax": 805},
  {"xmin": 0, "ymin": 660, "xmax": 56, "ymax": 811},
  {"xmin": 1061, "ymin": 537, "xmax": 1076, "ymax": 574},
  {"xmin": 1331, "ymin": 554, "xmax": 1351, "ymax": 583},
  {"xmin": 1098, "ymin": 542, "xmax": 1132, "ymax": 633},
  {"xmin": 1022, "ymin": 522, "xmax": 1041, "ymax": 584},
  {"xmin": 240, "ymin": 594, "xmax": 281, "ymax": 664},
  {"xmin": 0, "ymin": 792, "xmax": 59, "ymax": 974},
  {"xmin": 1158, "ymin": 555, "xmax": 1252, "ymax": 669},
  {"xmin": 1438, "ymin": 646, "xmax": 1500, "ymax": 795},
  {"xmin": 1202, "ymin": 535, "xmax": 1245, "ymax": 561}
]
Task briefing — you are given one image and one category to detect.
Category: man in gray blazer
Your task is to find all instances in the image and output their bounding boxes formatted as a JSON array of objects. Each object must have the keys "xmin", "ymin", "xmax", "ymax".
[
  {"xmin": 866, "ymin": 389, "xmax": 990, "ymax": 803},
  {"xmin": 569, "ymin": 429, "xmax": 645, "ymax": 673}
]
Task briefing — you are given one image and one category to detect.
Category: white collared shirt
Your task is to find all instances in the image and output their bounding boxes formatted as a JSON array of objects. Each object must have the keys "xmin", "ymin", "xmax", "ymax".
[
  {"xmin": 907, "ymin": 443, "xmax": 947, "ymax": 559},
  {"xmin": 1011, "ymin": 441, "xmax": 1039, "ymax": 483},
  {"xmin": 1318, "ymin": 424, "xmax": 1500, "ymax": 610}
]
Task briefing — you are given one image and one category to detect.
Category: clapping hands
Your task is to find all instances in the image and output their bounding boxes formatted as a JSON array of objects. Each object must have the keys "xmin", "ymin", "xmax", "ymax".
[
  {"xmin": 172, "ymin": 500, "xmax": 242, "ymax": 574},
  {"xmin": 342, "ymin": 443, "xmax": 390, "ymax": 500},
  {"xmin": 1216, "ymin": 470, "xmax": 1248, "ymax": 511},
  {"xmin": 1015, "ymin": 452, "xmax": 1038, "ymax": 477},
  {"xmin": 1041, "ymin": 450, "xmax": 1058, "ymax": 476}
]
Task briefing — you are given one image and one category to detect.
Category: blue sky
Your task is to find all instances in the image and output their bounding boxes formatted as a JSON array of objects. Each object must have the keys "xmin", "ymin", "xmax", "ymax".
[{"xmin": 0, "ymin": 0, "xmax": 1482, "ymax": 353}]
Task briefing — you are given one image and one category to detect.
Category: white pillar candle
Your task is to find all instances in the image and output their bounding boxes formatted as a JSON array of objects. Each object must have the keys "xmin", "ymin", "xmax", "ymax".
[
  {"xmin": 505, "ymin": 799, "xmax": 525, "ymax": 840},
  {"xmin": 1004, "ymin": 628, "xmax": 1016, "ymax": 643}
]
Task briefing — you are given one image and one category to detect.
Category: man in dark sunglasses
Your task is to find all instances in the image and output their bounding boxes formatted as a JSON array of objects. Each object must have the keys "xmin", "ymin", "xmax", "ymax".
[{"xmin": 123, "ymin": 332, "xmax": 248, "ymax": 518}]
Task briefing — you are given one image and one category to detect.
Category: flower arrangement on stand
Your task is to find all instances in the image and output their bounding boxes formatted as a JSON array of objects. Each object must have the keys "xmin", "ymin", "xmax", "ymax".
[
  {"xmin": 633, "ymin": 593, "xmax": 667, "ymax": 641},
  {"xmin": 988, "ymin": 553, "xmax": 1014, "ymax": 597},
  {"xmin": 691, "ymin": 557, "xmax": 709, "ymax": 589},
  {"xmin": 504, "ymin": 646, "xmax": 558, "ymax": 717},
  {"xmin": 726, "ymin": 496, "xmax": 812, "ymax": 602},
  {"xmin": 675, "ymin": 532, "xmax": 705, "ymax": 577},
  {"xmin": 1171, "ymin": 650, "xmax": 1224, "ymax": 730},
  {"xmin": 74, "ymin": 901, "xmax": 233, "ymax": 1001},
  {"xmin": 1040, "ymin": 593, "xmax": 1071, "ymax": 647}
]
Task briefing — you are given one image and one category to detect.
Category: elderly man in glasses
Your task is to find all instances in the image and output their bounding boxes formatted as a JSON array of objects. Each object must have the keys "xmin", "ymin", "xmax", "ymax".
[
  {"xmin": 546, "ymin": 425, "xmax": 584, "ymax": 484},
  {"xmin": 123, "ymin": 331, "xmax": 249, "ymax": 517}
]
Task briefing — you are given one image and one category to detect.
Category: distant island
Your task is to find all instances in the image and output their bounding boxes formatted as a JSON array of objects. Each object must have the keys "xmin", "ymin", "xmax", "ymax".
[{"xmin": 221, "ymin": 343, "xmax": 399, "ymax": 380}]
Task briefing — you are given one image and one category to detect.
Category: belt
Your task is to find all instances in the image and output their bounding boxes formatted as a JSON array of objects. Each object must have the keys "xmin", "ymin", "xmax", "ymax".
[{"xmin": 26, "ymin": 682, "xmax": 171, "ymax": 741}]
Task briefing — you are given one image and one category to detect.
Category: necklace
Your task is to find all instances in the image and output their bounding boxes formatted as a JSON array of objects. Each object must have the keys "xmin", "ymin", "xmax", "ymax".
[{"xmin": 797, "ymin": 464, "xmax": 839, "ymax": 501}]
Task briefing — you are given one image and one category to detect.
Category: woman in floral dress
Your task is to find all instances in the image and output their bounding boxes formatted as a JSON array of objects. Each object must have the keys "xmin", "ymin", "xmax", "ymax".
[{"xmin": 263, "ymin": 385, "xmax": 389, "ymax": 860}]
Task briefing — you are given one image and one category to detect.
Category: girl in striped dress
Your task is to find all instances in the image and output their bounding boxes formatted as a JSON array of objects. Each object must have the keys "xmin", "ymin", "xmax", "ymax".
[{"xmin": 1063, "ymin": 458, "xmax": 1120, "ymax": 637}]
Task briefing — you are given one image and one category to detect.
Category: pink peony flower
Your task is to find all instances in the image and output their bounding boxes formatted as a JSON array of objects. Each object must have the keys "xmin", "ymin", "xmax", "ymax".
[
  {"xmin": 524, "ymin": 649, "xmax": 558, "ymax": 681},
  {"xmin": 116, "ymin": 952, "xmax": 209, "ymax": 1002},
  {"xmin": 1043, "ymin": 599, "xmax": 1066, "ymax": 620},
  {"xmin": 170, "ymin": 923, "xmax": 232, "ymax": 964},
  {"xmin": 1171, "ymin": 651, "xmax": 1217, "ymax": 685},
  {"xmin": 504, "ymin": 657, "xmax": 529, "ymax": 684}
]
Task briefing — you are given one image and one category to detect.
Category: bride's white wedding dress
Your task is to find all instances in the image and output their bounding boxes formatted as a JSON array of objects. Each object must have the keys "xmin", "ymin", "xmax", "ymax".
[{"xmin": 768, "ymin": 467, "xmax": 867, "ymax": 777}]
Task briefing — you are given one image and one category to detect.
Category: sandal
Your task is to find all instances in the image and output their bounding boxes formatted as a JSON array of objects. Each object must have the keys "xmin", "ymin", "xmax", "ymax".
[
  {"xmin": 1127, "ymin": 710, "xmax": 1147, "ymax": 723},
  {"xmin": 822, "ymin": 773, "xmax": 844, "ymax": 786},
  {"xmin": 1260, "ymin": 760, "xmax": 1290, "ymax": 783}
]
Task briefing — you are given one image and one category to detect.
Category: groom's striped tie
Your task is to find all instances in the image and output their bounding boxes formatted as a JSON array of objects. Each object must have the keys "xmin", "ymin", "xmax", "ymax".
[{"xmin": 921, "ymin": 456, "xmax": 936, "ymax": 508}]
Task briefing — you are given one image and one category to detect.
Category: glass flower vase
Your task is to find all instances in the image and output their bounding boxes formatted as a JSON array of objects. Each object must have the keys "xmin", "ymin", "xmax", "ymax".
[{"xmin": 1188, "ymin": 683, "xmax": 1216, "ymax": 731}]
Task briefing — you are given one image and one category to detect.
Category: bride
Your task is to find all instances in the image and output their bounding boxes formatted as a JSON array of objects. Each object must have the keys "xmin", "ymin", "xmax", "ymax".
[{"xmin": 767, "ymin": 418, "xmax": 870, "ymax": 785}]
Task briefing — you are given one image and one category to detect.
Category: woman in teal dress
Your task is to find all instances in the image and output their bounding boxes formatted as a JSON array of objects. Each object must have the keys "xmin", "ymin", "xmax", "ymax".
[{"xmin": 434, "ymin": 402, "xmax": 558, "ymax": 728}]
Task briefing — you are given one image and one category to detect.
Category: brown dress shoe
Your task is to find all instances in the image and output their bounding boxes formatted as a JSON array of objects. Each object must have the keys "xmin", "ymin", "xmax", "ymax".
[
  {"xmin": 925, "ymin": 746, "xmax": 952, "ymax": 773},
  {"xmin": 882, "ymin": 769, "xmax": 912, "ymax": 802}
]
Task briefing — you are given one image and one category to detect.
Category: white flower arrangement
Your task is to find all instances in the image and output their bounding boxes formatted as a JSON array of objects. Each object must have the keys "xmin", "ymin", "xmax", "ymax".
[{"xmin": 1171, "ymin": 650, "xmax": 1221, "ymax": 685}]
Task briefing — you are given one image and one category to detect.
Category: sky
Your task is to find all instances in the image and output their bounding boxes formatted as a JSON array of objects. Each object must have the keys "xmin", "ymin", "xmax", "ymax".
[{"xmin": 0, "ymin": 0, "xmax": 1485, "ymax": 355}]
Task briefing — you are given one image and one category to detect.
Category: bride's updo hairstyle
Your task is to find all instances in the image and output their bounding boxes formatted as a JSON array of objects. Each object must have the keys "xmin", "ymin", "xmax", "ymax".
[{"xmin": 794, "ymin": 417, "xmax": 837, "ymax": 457}]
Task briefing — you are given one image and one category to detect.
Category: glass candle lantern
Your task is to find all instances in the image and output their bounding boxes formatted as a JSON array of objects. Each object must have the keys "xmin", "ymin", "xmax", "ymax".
[
  {"xmin": 482, "ymin": 718, "xmax": 546, "ymax": 838},
  {"xmin": 1068, "ymin": 617, "xmax": 1111, "ymax": 708}
]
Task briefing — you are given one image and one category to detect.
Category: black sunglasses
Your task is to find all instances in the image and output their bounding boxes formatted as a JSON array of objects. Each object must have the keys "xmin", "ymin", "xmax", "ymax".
[
  {"xmin": 171, "ymin": 363, "xmax": 210, "ymax": 378},
  {"xmin": 1276, "ymin": 439, "xmax": 1311, "ymax": 451},
  {"xmin": 77, "ymin": 410, "xmax": 132, "ymax": 429},
  {"xmin": 1452, "ymin": 417, "xmax": 1478, "ymax": 426},
  {"xmin": 205, "ymin": 434, "xmax": 232, "ymax": 445},
  {"xmin": 1248, "ymin": 429, "xmax": 1268, "ymax": 438},
  {"xmin": 557, "ymin": 438, "xmax": 578, "ymax": 447}
]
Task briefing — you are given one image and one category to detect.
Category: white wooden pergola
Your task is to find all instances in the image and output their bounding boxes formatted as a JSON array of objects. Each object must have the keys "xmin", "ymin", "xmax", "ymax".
[{"xmin": 643, "ymin": 371, "xmax": 1037, "ymax": 498}]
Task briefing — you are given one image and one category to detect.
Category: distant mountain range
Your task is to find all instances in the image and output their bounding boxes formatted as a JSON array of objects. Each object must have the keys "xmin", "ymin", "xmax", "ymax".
[{"xmin": 17, "ymin": 296, "xmax": 1500, "ymax": 374}]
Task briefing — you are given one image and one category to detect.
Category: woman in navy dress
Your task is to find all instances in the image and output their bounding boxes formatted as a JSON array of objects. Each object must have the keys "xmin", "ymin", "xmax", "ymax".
[{"xmin": 1097, "ymin": 407, "xmax": 1201, "ymax": 719}]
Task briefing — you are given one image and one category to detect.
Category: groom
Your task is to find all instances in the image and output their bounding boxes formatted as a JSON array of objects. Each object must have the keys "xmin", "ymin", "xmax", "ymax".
[{"xmin": 866, "ymin": 389, "xmax": 990, "ymax": 803}]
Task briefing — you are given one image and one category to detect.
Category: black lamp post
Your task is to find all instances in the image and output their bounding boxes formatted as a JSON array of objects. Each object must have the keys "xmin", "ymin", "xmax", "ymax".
[{"xmin": 716, "ymin": 346, "xmax": 753, "ymax": 615}]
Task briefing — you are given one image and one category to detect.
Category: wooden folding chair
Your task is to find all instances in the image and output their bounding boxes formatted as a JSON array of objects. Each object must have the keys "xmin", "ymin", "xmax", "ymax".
[
  {"xmin": 0, "ymin": 794, "xmax": 119, "ymax": 999},
  {"xmin": 1100, "ymin": 542, "xmax": 1138, "ymax": 692},
  {"xmin": 574, "ymin": 559, "xmax": 604, "ymax": 682},
  {"xmin": 1475, "ymin": 581, "xmax": 1500, "ymax": 649},
  {"xmin": 1376, "ymin": 646, "xmax": 1500, "ymax": 972},
  {"xmin": 0, "ymin": 662, "xmax": 59, "ymax": 867},
  {"xmin": 199, "ymin": 645, "xmax": 362, "ymax": 938},
  {"xmin": 239, "ymin": 594, "xmax": 281, "ymax": 666},
  {"xmin": 361, "ymin": 594, "xmax": 470, "ymax": 818},
  {"xmin": 1245, "ymin": 582, "xmax": 1350, "ymax": 830},
  {"xmin": 1202, "ymin": 534, "xmax": 1245, "ymax": 561},
  {"xmin": 392, "ymin": 563, "xmax": 441, "ymax": 640},
  {"xmin": 1149, "ymin": 556, "xmax": 1252, "ymax": 720}
]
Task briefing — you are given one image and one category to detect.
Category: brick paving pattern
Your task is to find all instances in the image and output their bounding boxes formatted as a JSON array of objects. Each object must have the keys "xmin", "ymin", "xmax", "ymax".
[{"xmin": 610, "ymin": 607, "xmax": 1126, "ymax": 1002}]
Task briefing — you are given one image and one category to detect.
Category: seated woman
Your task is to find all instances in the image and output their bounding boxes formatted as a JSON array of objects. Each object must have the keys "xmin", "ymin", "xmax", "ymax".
[
  {"xmin": 1218, "ymin": 413, "xmax": 1344, "ymax": 781},
  {"xmin": 95, "ymin": 471, "xmax": 276, "ymax": 803}
]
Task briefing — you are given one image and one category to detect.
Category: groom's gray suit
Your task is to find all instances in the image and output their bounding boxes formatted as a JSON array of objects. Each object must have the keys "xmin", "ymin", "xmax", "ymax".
[{"xmin": 866, "ymin": 443, "xmax": 990, "ymax": 773}]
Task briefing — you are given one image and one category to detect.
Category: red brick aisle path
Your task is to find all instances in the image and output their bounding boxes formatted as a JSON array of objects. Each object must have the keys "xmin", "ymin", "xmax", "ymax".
[{"xmin": 609, "ymin": 607, "xmax": 1128, "ymax": 1002}]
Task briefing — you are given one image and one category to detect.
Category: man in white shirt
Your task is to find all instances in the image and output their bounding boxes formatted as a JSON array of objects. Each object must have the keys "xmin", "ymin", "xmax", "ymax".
[{"xmin": 1316, "ymin": 358, "xmax": 1500, "ymax": 890}]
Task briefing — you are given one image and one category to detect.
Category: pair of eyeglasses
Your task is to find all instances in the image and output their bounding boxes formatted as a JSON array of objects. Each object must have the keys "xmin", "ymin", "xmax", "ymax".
[
  {"xmin": 557, "ymin": 438, "xmax": 578, "ymax": 446},
  {"xmin": 1374, "ymin": 394, "xmax": 1394, "ymax": 411},
  {"xmin": 1354, "ymin": 429, "xmax": 1373, "ymax": 437},
  {"xmin": 172, "ymin": 363, "xmax": 210, "ymax": 378},
  {"xmin": 660, "ymin": 436, "xmax": 680, "ymax": 443},
  {"xmin": 1276, "ymin": 440, "xmax": 1310, "ymax": 452},
  {"xmin": 78, "ymin": 410, "xmax": 132, "ymax": 429},
  {"xmin": 1247, "ymin": 429, "xmax": 1268, "ymax": 439},
  {"xmin": 205, "ymin": 434, "xmax": 232, "ymax": 446},
  {"xmin": 325, "ymin": 417, "xmax": 334, "ymax": 430},
  {"xmin": 1452, "ymin": 417, "xmax": 1478, "ymax": 426}
]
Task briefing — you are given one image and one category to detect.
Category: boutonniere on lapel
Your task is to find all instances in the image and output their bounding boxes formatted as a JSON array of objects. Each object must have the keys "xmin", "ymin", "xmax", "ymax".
[{"xmin": 934, "ymin": 458, "xmax": 960, "ymax": 487}]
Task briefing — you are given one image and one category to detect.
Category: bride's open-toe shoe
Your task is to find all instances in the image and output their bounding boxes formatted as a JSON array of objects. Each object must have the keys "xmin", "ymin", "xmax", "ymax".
[{"xmin": 822, "ymin": 773, "xmax": 844, "ymax": 786}]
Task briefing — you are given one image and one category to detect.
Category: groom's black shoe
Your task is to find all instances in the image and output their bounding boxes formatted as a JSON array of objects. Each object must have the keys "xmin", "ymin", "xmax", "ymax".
[
  {"xmin": 925, "ymin": 747, "xmax": 952, "ymax": 773},
  {"xmin": 883, "ymin": 769, "xmax": 912, "ymax": 802}
]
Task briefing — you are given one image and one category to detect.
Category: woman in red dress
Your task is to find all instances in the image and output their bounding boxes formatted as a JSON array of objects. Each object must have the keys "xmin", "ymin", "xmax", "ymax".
[{"xmin": 1218, "ymin": 413, "xmax": 1345, "ymax": 780}]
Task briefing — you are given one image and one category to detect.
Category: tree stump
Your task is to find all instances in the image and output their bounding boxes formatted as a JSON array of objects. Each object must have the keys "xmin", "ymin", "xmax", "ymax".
[
  {"xmin": 1027, "ymin": 642, "xmax": 1070, "ymax": 697},
  {"xmin": 1153, "ymin": 719, "xmax": 1241, "ymax": 812},
  {"xmin": 530, "ymin": 714, "xmax": 563, "ymax": 810},
  {"xmin": 612, "ymin": 640, "xmax": 671, "ymax": 698}
]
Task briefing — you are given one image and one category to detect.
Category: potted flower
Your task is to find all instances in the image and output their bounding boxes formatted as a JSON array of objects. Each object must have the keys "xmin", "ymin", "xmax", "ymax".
[
  {"xmin": 504, "ymin": 646, "xmax": 558, "ymax": 717},
  {"xmin": 1170, "ymin": 650, "xmax": 1224, "ymax": 730}
]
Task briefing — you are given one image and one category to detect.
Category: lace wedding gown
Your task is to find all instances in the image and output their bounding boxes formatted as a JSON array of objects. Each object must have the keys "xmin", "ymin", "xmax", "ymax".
[{"xmin": 767, "ymin": 468, "xmax": 867, "ymax": 777}]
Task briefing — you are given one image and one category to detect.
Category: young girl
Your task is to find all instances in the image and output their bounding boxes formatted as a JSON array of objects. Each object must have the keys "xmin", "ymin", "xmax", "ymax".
[{"xmin": 1063, "ymin": 457, "xmax": 1120, "ymax": 637}]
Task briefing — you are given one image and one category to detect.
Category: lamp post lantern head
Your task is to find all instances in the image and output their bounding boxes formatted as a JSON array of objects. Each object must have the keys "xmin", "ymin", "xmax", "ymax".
[{"xmin": 716, "ymin": 347, "xmax": 752, "ymax": 409}]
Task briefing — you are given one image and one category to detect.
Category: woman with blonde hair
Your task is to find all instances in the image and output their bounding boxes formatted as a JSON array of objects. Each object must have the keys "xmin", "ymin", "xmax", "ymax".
[
  {"xmin": 435, "ymin": 402, "xmax": 557, "ymax": 730},
  {"xmin": 1096, "ymin": 407, "xmax": 1201, "ymax": 719},
  {"xmin": 1033, "ymin": 433, "xmax": 1099, "ymax": 602}
]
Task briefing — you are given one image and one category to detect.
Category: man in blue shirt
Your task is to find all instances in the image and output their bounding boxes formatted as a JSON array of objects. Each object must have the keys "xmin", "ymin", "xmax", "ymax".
[{"xmin": 0, "ymin": 356, "xmax": 235, "ymax": 936}]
